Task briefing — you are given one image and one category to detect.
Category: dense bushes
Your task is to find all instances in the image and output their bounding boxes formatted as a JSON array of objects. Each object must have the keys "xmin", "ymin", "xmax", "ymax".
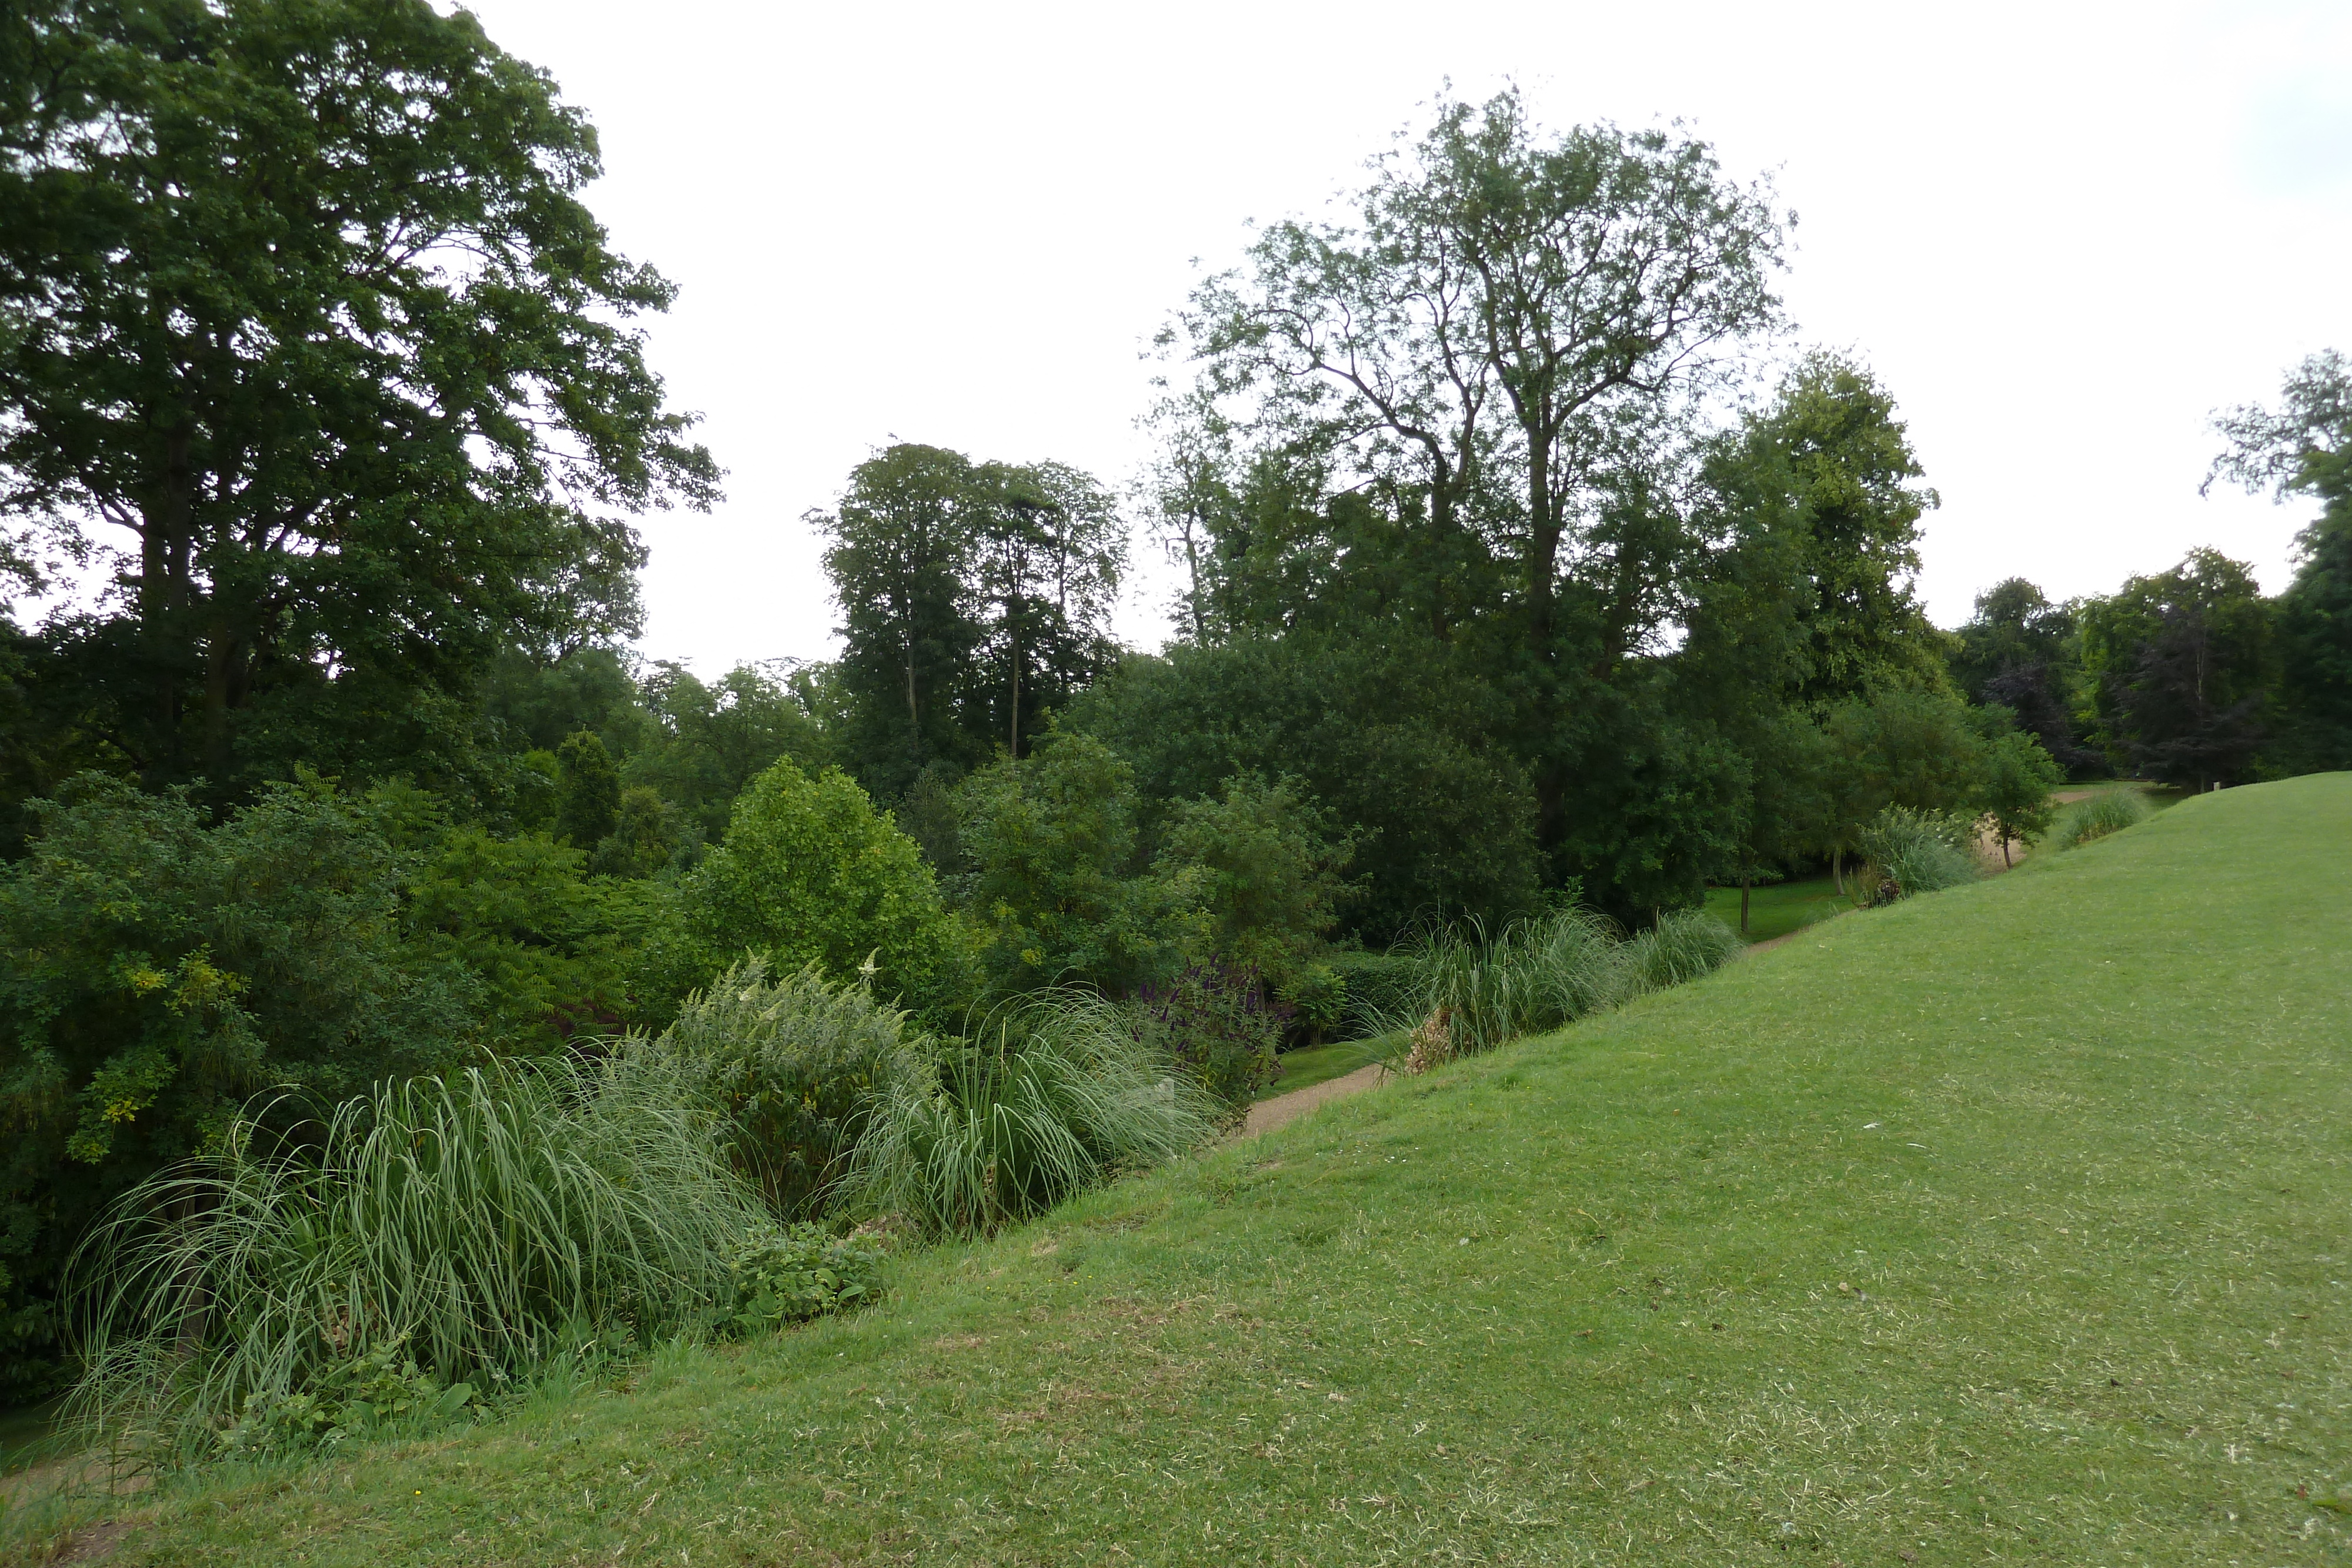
[
  {"xmin": 0, "ymin": 778, "xmax": 476, "ymax": 1399},
  {"xmin": 2045, "ymin": 789, "xmax": 2153, "ymax": 851},
  {"xmin": 1132, "ymin": 964, "xmax": 1285, "ymax": 1110}
]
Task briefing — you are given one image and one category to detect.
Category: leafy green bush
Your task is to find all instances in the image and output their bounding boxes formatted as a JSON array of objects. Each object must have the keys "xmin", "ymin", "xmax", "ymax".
[
  {"xmin": 718, "ymin": 1223, "xmax": 887, "ymax": 1336},
  {"xmin": 1132, "ymin": 964, "xmax": 1284, "ymax": 1111},
  {"xmin": 1855, "ymin": 805, "xmax": 1980, "ymax": 900},
  {"xmin": 2044, "ymin": 789, "xmax": 2153, "ymax": 851},
  {"xmin": 1278, "ymin": 962, "xmax": 1348, "ymax": 1045},
  {"xmin": 1152, "ymin": 777, "xmax": 1354, "ymax": 992},
  {"xmin": 679, "ymin": 758, "xmax": 967, "ymax": 1009},
  {"xmin": 953, "ymin": 733, "xmax": 1187, "ymax": 996},
  {"xmin": 1323, "ymin": 950, "xmax": 1421, "ymax": 1037},
  {"xmin": 844, "ymin": 994, "xmax": 1218, "ymax": 1236},
  {"xmin": 216, "ymin": 1336, "xmax": 483, "ymax": 1457},
  {"xmin": 0, "ymin": 775, "xmax": 482, "ymax": 1401},
  {"xmin": 660, "ymin": 959, "xmax": 923, "ymax": 1219},
  {"xmin": 64, "ymin": 1046, "xmax": 764, "ymax": 1460}
]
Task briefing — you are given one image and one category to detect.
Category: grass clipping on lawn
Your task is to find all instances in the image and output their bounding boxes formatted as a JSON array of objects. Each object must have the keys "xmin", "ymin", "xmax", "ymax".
[{"xmin": 23, "ymin": 774, "xmax": 2352, "ymax": 1567}]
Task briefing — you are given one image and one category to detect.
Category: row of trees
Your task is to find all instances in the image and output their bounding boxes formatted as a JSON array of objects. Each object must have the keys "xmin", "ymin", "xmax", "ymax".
[{"xmin": 1954, "ymin": 345, "xmax": 2352, "ymax": 792}]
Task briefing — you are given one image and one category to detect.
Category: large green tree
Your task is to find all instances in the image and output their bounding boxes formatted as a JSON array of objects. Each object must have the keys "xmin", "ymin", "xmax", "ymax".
[
  {"xmin": 815, "ymin": 444, "xmax": 1124, "ymax": 795},
  {"xmin": 2078, "ymin": 550, "xmax": 2276, "ymax": 789},
  {"xmin": 0, "ymin": 0, "xmax": 717, "ymax": 798},
  {"xmin": 1950, "ymin": 579, "xmax": 2099, "ymax": 775},
  {"xmin": 1174, "ymin": 89, "xmax": 1787, "ymax": 866},
  {"xmin": 2211, "ymin": 350, "xmax": 2352, "ymax": 771}
]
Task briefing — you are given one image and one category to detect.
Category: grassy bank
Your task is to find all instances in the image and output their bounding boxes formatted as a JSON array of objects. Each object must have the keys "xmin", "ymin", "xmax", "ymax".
[
  {"xmin": 20, "ymin": 775, "xmax": 2351, "ymax": 1566},
  {"xmin": 1702, "ymin": 874, "xmax": 1847, "ymax": 943}
]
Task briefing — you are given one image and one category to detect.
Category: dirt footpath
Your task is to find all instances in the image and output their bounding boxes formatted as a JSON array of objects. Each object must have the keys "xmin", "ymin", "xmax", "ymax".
[{"xmin": 1241, "ymin": 1061, "xmax": 1388, "ymax": 1138}]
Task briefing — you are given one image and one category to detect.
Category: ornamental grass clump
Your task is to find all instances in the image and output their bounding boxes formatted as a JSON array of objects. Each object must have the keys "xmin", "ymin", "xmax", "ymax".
[
  {"xmin": 1389, "ymin": 905, "xmax": 1736, "ymax": 1072},
  {"xmin": 843, "ymin": 992, "xmax": 1217, "ymax": 1237},
  {"xmin": 1854, "ymin": 805, "xmax": 1980, "ymax": 901},
  {"xmin": 2045, "ymin": 788, "xmax": 2153, "ymax": 851},
  {"xmin": 659, "ymin": 958, "xmax": 924, "ymax": 1219},
  {"xmin": 64, "ymin": 1046, "xmax": 766, "ymax": 1463},
  {"xmin": 1613, "ymin": 908, "xmax": 1746, "ymax": 997}
]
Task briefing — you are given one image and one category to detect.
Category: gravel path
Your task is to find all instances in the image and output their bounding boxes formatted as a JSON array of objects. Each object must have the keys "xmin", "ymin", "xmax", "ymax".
[{"xmin": 1240, "ymin": 1061, "xmax": 1389, "ymax": 1138}]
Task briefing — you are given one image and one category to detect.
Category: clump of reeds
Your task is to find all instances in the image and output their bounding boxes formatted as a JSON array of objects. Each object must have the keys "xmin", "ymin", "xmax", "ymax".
[
  {"xmin": 1385, "ymin": 905, "xmax": 1740, "ymax": 1072},
  {"xmin": 64, "ymin": 1045, "xmax": 764, "ymax": 1462},
  {"xmin": 2044, "ymin": 789, "xmax": 2152, "ymax": 851},
  {"xmin": 841, "ymin": 991, "xmax": 1218, "ymax": 1236},
  {"xmin": 1854, "ymin": 806, "xmax": 1980, "ymax": 901}
]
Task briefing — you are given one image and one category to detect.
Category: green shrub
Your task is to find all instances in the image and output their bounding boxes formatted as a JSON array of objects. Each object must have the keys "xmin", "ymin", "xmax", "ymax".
[
  {"xmin": 1855, "ymin": 805, "xmax": 1980, "ymax": 900},
  {"xmin": 1132, "ymin": 964, "xmax": 1284, "ymax": 1111},
  {"xmin": 2045, "ymin": 789, "xmax": 2153, "ymax": 851},
  {"xmin": 64, "ymin": 1046, "xmax": 764, "ymax": 1461},
  {"xmin": 1323, "ymin": 950, "xmax": 1421, "ymax": 1037},
  {"xmin": 679, "ymin": 759, "xmax": 965, "ymax": 1009},
  {"xmin": 1278, "ymin": 962, "xmax": 1348, "ymax": 1045},
  {"xmin": 1153, "ymin": 776, "xmax": 1354, "ymax": 992},
  {"xmin": 216, "ymin": 1336, "xmax": 483, "ymax": 1457},
  {"xmin": 0, "ymin": 775, "xmax": 481, "ymax": 1402},
  {"xmin": 953, "ymin": 734, "xmax": 1184, "ymax": 996},
  {"xmin": 718, "ymin": 1223, "xmax": 886, "ymax": 1336},
  {"xmin": 659, "ymin": 959, "xmax": 923, "ymax": 1219},
  {"xmin": 844, "ymin": 995, "xmax": 1218, "ymax": 1236}
]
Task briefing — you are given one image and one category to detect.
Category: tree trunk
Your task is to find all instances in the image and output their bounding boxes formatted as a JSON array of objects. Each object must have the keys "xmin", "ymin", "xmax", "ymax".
[
  {"xmin": 1832, "ymin": 847, "xmax": 1845, "ymax": 897},
  {"xmin": 1739, "ymin": 864, "xmax": 1750, "ymax": 935},
  {"xmin": 1007, "ymin": 623, "xmax": 1020, "ymax": 760}
]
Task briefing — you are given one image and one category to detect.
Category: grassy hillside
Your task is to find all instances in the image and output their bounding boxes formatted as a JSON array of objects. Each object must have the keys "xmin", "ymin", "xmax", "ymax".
[{"xmin": 25, "ymin": 776, "xmax": 2352, "ymax": 1566}]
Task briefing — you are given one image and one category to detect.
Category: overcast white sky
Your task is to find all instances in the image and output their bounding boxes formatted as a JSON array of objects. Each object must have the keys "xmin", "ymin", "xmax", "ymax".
[{"xmin": 457, "ymin": 0, "xmax": 2352, "ymax": 673}]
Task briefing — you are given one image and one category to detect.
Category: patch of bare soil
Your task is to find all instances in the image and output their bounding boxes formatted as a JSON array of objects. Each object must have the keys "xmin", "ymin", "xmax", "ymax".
[{"xmin": 1240, "ymin": 1061, "xmax": 1388, "ymax": 1138}]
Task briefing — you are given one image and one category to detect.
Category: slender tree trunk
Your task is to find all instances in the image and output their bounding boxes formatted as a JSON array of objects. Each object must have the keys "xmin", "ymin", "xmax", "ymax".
[
  {"xmin": 1832, "ymin": 847, "xmax": 1845, "ymax": 897},
  {"xmin": 1739, "ymin": 862, "xmax": 1750, "ymax": 935},
  {"xmin": 1007, "ymin": 623, "xmax": 1019, "ymax": 760},
  {"xmin": 202, "ymin": 623, "xmax": 239, "ymax": 784}
]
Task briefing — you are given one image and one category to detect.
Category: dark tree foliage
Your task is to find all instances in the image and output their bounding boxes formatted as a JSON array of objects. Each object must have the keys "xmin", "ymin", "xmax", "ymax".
[
  {"xmin": 815, "ymin": 444, "xmax": 1124, "ymax": 800},
  {"xmin": 1066, "ymin": 636, "xmax": 1541, "ymax": 942},
  {"xmin": 1953, "ymin": 579, "xmax": 2103, "ymax": 777},
  {"xmin": 2211, "ymin": 350, "xmax": 2352, "ymax": 771},
  {"xmin": 0, "ymin": 0, "xmax": 717, "ymax": 802},
  {"xmin": 2079, "ymin": 550, "xmax": 2276, "ymax": 790},
  {"xmin": 554, "ymin": 730, "xmax": 621, "ymax": 849}
]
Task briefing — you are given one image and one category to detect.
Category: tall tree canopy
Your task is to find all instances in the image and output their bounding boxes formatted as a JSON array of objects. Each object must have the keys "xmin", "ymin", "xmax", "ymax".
[
  {"xmin": 1166, "ymin": 88, "xmax": 1788, "ymax": 896},
  {"xmin": 0, "ymin": 0, "xmax": 718, "ymax": 798},
  {"xmin": 814, "ymin": 443, "xmax": 1124, "ymax": 797},
  {"xmin": 2078, "ymin": 550, "xmax": 2276, "ymax": 790},
  {"xmin": 2210, "ymin": 350, "xmax": 2352, "ymax": 771}
]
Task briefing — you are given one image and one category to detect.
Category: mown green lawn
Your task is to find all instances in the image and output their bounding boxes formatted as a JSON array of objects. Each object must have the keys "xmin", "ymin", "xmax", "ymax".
[
  {"xmin": 23, "ymin": 775, "xmax": 2352, "ymax": 1566},
  {"xmin": 1702, "ymin": 875, "xmax": 1849, "ymax": 944},
  {"xmin": 1261, "ymin": 1034, "xmax": 1396, "ymax": 1100}
]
